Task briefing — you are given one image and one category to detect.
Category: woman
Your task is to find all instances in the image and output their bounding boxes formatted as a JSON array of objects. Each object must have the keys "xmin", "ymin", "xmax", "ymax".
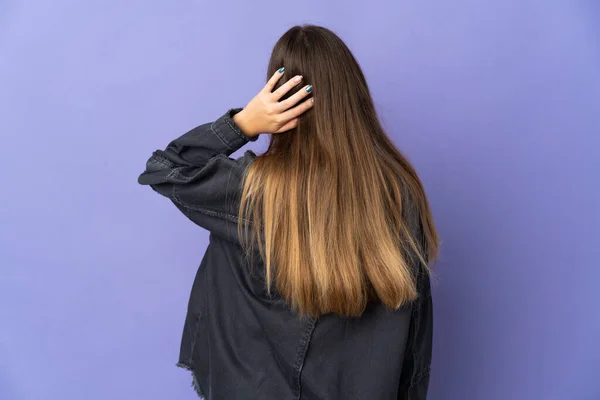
[{"xmin": 138, "ymin": 25, "xmax": 438, "ymax": 400}]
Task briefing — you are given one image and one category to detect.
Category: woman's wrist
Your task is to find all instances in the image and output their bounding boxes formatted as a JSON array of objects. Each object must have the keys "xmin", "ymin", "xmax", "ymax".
[{"xmin": 233, "ymin": 110, "xmax": 260, "ymax": 139}]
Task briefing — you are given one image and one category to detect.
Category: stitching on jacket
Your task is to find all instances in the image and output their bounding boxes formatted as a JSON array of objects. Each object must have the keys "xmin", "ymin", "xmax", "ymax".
[
  {"xmin": 224, "ymin": 117, "xmax": 247, "ymax": 141},
  {"xmin": 172, "ymin": 187, "xmax": 255, "ymax": 227},
  {"xmin": 151, "ymin": 154, "xmax": 174, "ymax": 168},
  {"xmin": 166, "ymin": 168, "xmax": 193, "ymax": 183},
  {"xmin": 210, "ymin": 121, "xmax": 234, "ymax": 150},
  {"xmin": 172, "ymin": 189, "xmax": 239, "ymax": 223},
  {"xmin": 292, "ymin": 318, "xmax": 317, "ymax": 400},
  {"xmin": 165, "ymin": 169, "xmax": 179, "ymax": 182}
]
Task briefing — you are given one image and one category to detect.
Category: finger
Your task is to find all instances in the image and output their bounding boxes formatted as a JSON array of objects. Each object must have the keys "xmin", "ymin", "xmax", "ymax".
[
  {"xmin": 263, "ymin": 67, "xmax": 286, "ymax": 94},
  {"xmin": 280, "ymin": 96, "xmax": 314, "ymax": 121},
  {"xmin": 274, "ymin": 118, "xmax": 299, "ymax": 133},
  {"xmin": 272, "ymin": 75, "xmax": 304, "ymax": 100},
  {"xmin": 275, "ymin": 85, "xmax": 313, "ymax": 111}
]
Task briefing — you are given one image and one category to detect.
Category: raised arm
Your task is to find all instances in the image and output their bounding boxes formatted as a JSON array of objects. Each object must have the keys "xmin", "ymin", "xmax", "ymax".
[{"xmin": 137, "ymin": 68, "xmax": 314, "ymax": 241}]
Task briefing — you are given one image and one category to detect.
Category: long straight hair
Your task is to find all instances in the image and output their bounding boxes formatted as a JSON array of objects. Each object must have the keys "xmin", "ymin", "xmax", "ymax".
[{"xmin": 238, "ymin": 25, "xmax": 438, "ymax": 318}]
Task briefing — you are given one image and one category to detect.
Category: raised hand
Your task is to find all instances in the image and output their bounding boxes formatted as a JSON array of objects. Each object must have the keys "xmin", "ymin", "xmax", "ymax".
[{"xmin": 233, "ymin": 68, "xmax": 314, "ymax": 137}]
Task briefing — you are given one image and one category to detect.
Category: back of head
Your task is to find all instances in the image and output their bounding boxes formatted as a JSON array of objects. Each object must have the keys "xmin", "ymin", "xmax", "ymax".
[{"xmin": 239, "ymin": 25, "xmax": 438, "ymax": 318}]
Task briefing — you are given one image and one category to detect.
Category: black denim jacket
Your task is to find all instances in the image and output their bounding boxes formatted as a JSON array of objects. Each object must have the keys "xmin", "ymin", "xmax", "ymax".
[{"xmin": 138, "ymin": 109, "xmax": 433, "ymax": 400}]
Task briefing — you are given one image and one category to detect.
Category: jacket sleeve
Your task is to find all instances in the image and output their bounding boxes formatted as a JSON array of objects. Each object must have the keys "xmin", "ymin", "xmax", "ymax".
[{"xmin": 137, "ymin": 108, "xmax": 258, "ymax": 242}]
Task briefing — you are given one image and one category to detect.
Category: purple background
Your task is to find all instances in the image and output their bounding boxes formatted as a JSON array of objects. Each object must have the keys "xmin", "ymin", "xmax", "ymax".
[{"xmin": 1, "ymin": 1, "xmax": 599, "ymax": 399}]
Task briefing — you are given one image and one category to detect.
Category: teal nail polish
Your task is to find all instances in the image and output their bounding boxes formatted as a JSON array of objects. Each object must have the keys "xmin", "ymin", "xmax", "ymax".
[
  {"xmin": 278, "ymin": 67, "xmax": 285, "ymax": 73},
  {"xmin": 305, "ymin": 85, "xmax": 313, "ymax": 93}
]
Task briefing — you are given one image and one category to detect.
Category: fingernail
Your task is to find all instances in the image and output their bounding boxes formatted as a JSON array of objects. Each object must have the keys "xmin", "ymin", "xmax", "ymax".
[
  {"xmin": 294, "ymin": 75, "xmax": 303, "ymax": 83},
  {"xmin": 311, "ymin": 98, "xmax": 315, "ymax": 104},
  {"xmin": 305, "ymin": 85, "xmax": 313, "ymax": 93},
  {"xmin": 278, "ymin": 67, "xmax": 285, "ymax": 73}
]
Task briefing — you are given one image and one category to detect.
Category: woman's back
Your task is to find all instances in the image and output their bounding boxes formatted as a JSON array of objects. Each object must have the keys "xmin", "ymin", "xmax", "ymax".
[{"xmin": 183, "ymin": 232, "xmax": 430, "ymax": 399}]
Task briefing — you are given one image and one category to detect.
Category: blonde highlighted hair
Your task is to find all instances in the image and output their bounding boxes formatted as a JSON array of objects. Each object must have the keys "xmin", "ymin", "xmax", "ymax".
[{"xmin": 238, "ymin": 25, "xmax": 438, "ymax": 318}]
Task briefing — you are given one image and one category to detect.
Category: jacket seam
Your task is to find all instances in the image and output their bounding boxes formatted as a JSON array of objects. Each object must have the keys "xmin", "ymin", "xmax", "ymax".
[
  {"xmin": 167, "ymin": 168, "xmax": 194, "ymax": 183},
  {"xmin": 172, "ymin": 187, "xmax": 256, "ymax": 227},
  {"xmin": 151, "ymin": 152, "xmax": 176, "ymax": 168},
  {"xmin": 173, "ymin": 189, "xmax": 240, "ymax": 224},
  {"xmin": 292, "ymin": 318, "xmax": 317, "ymax": 400},
  {"xmin": 224, "ymin": 107, "xmax": 257, "ymax": 142},
  {"xmin": 210, "ymin": 121, "xmax": 236, "ymax": 150},
  {"xmin": 225, "ymin": 116, "xmax": 247, "ymax": 141}
]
